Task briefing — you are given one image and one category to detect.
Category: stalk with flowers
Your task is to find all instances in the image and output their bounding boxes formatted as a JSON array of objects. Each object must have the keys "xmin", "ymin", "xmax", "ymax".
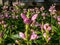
[{"xmin": 0, "ymin": 3, "xmax": 60, "ymax": 45}]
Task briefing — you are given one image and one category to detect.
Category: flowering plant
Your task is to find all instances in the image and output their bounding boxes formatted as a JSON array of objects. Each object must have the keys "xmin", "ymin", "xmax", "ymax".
[{"xmin": 0, "ymin": 4, "xmax": 60, "ymax": 45}]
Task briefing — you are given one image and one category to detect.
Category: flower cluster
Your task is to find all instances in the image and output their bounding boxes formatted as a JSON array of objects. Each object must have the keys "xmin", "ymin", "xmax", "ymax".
[
  {"xmin": 0, "ymin": 3, "xmax": 59, "ymax": 45},
  {"xmin": 19, "ymin": 30, "xmax": 39, "ymax": 40}
]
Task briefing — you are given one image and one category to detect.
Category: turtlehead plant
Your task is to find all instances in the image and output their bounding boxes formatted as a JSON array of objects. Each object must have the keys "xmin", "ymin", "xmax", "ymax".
[{"xmin": 0, "ymin": 4, "xmax": 60, "ymax": 45}]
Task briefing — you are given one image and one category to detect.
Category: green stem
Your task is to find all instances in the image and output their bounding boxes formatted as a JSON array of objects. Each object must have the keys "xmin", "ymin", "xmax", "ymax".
[
  {"xmin": 41, "ymin": 20, "xmax": 44, "ymax": 40},
  {"xmin": 25, "ymin": 24, "xmax": 29, "ymax": 45},
  {"xmin": 34, "ymin": 40, "xmax": 38, "ymax": 45},
  {"xmin": 45, "ymin": 30, "xmax": 49, "ymax": 43},
  {"xmin": 25, "ymin": 9, "xmax": 30, "ymax": 45},
  {"xmin": 0, "ymin": 38, "xmax": 4, "ymax": 45}
]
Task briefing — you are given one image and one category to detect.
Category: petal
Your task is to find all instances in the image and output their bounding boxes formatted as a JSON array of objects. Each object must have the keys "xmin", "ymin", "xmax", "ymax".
[
  {"xmin": 24, "ymin": 18, "xmax": 31, "ymax": 24},
  {"xmin": 19, "ymin": 32, "xmax": 25, "ymax": 39},
  {"xmin": 31, "ymin": 14, "xmax": 38, "ymax": 21},
  {"xmin": 21, "ymin": 13, "xmax": 27, "ymax": 20}
]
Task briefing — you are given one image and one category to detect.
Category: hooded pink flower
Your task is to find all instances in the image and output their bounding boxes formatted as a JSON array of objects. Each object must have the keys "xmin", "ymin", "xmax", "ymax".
[
  {"xmin": 57, "ymin": 16, "xmax": 60, "ymax": 21},
  {"xmin": 44, "ymin": 23, "xmax": 51, "ymax": 31},
  {"xmin": 15, "ymin": 15, "xmax": 18, "ymax": 19},
  {"xmin": 58, "ymin": 22, "xmax": 60, "ymax": 24},
  {"xmin": 23, "ymin": 18, "xmax": 31, "ymax": 24},
  {"xmin": 43, "ymin": 33, "xmax": 51, "ymax": 41},
  {"xmin": 40, "ymin": 6, "xmax": 45, "ymax": 11},
  {"xmin": 12, "ymin": 15, "xmax": 16, "ymax": 19},
  {"xmin": 19, "ymin": 32, "xmax": 26, "ymax": 39},
  {"xmin": 40, "ymin": 24, "xmax": 43, "ymax": 30},
  {"xmin": 41, "ymin": 13, "xmax": 46, "ymax": 16},
  {"xmin": 43, "ymin": 33, "xmax": 46, "ymax": 38},
  {"xmin": 53, "ymin": 15, "xmax": 57, "ymax": 19},
  {"xmin": 49, "ymin": 5, "xmax": 56, "ymax": 14},
  {"xmin": 30, "ymin": 32, "xmax": 39, "ymax": 40},
  {"xmin": 48, "ymin": 37, "xmax": 51, "ymax": 41},
  {"xmin": 23, "ymin": 9, "xmax": 27, "ymax": 14},
  {"xmin": 35, "ymin": 22, "xmax": 40, "ymax": 27},
  {"xmin": 3, "ymin": 24, "xmax": 7, "ymax": 28},
  {"xmin": 31, "ymin": 14, "xmax": 38, "ymax": 21},
  {"xmin": 21, "ymin": 13, "xmax": 27, "ymax": 20}
]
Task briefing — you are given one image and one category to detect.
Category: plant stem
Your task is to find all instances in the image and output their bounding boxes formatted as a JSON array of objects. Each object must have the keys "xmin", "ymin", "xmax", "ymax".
[
  {"xmin": 41, "ymin": 20, "xmax": 44, "ymax": 40},
  {"xmin": 25, "ymin": 9, "xmax": 30, "ymax": 45},
  {"xmin": 25, "ymin": 24, "xmax": 29, "ymax": 45}
]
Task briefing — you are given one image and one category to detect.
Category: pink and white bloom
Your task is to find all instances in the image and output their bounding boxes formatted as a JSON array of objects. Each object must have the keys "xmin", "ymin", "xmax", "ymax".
[
  {"xmin": 3, "ymin": 24, "xmax": 7, "ymax": 28},
  {"xmin": 19, "ymin": 32, "xmax": 26, "ymax": 39},
  {"xmin": 41, "ymin": 13, "xmax": 46, "ymax": 16},
  {"xmin": 12, "ymin": 15, "xmax": 16, "ymax": 19},
  {"xmin": 15, "ymin": 15, "xmax": 18, "ymax": 19},
  {"xmin": 23, "ymin": 18, "xmax": 31, "ymax": 24},
  {"xmin": 30, "ymin": 30, "xmax": 39, "ymax": 40},
  {"xmin": 35, "ymin": 22, "xmax": 40, "ymax": 27},
  {"xmin": 58, "ymin": 22, "xmax": 60, "ymax": 24},
  {"xmin": 30, "ymin": 33, "xmax": 39, "ymax": 40},
  {"xmin": 48, "ymin": 37, "xmax": 51, "ymax": 41},
  {"xmin": 49, "ymin": 5, "xmax": 56, "ymax": 14},
  {"xmin": 31, "ymin": 14, "xmax": 38, "ymax": 21},
  {"xmin": 43, "ymin": 33, "xmax": 46, "ymax": 38},
  {"xmin": 57, "ymin": 16, "xmax": 60, "ymax": 21},
  {"xmin": 40, "ymin": 6, "xmax": 45, "ymax": 11},
  {"xmin": 53, "ymin": 15, "xmax": 57, "ymax": 19},
  {"xmin": 23, "ymin": 9, "xmax": 27, "ymax": 14},
  {"xmin": 21, "ymin": 13, "xmax": 27, "ymax": 20},
  {"xmin": 44, "ymin": 23, "xmax": 51, "ymax": 31},
  {"xmin": 40, "ymin": 24, "xmax": 43, "ymax": 30},
  {"xmin": 43, "ymin": 33, "xmax": 51, "ymax": 41}
]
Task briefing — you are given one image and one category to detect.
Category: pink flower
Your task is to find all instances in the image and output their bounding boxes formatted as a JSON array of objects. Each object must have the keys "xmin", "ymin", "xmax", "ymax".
[
  {"xmin": 48, "ymin": 37, "xmax": 51, "ymax": 41},
  {"xmin": 53, "ymin": 15, "xmax": 57, "ymax": 19},
  {"xmin": 31, "ymin": 21, "xmax": 40, "ymax": 27},
  {"xmin": 23, "ymin": 9, "xmax": 27, "ymax": 14},
  {"xmin": 30, "ymin": 9, "xmax": 34, "ymax": 12},
  {"xmin": 43, "ymin": 33, "xmax": 46, "ymax": 38},
  {"xmin": 49, "ymin": 5, "xmax": 56, "ymax": 14},
  {"xmin": 40, "ymin": 24, "xmax": 43, "ymax": 30},
  {"xmin": 1, "ymin": 20, "xmax": 5, "ymax": 24},
  {"xmin": 19, "ymin": 32, "xmax": 26, "ymax": 39},
  {"xmin": 24, "ymin": 18, "xmax": 31, "ymax": 24},
  {"xmin": 15, "ymin": 15, "xmax": 18, "ymax": 19},
  {"xmin": 30, "ymin": 32, "xmax": 39, "ymax": 40},
  {"xmin": 35, "ymin": 22, "xmax": 40, "ymax": 27},
  {"xmin": 30, "ymin": 30, "xmax": 39, "ymax": 40},
  {"xmin": 2, "ymin": 6, "xmax": 8, "ymax": 10},
  {"xmin": 43, "ymin": 33, "xmax": 51, "ymax": 41},
  {"xmin": 58, "ymin": 22, "xmax": 60, "ymax": 24},
  {"xmin": 21, "ymin": 13, "xmax": 27, "ymax": 20},
  {"xmin": 57, "ymin": 16, "xmax": 60, "ymax": 21},
  {"xmin": 12, "ymin": 15, "xmax": 16, "ymax": 19},
  {"xmin": 40, "ymin": 6, "xmax": 45, "ymax": 11},
  {"xmin": 3, "ymin": 24, "xmax": 7, "ymax": 28},
  {"xmin": 44, "ymin": 23, "xmax": 51, "ymax": 31},
  {"xmin": 13, "ymin": 2, "xmax": 18, "ymax": 6},
  {"xmin": 31, "ymin": 14, "xmax": 38, "ymax": 21},
  {"xmin": 0, "ymin": 15, "xmax": 4, "ymax": 19},
  {"xmin": 41, "ymin": 13, "xmax": 46, "ymax": 16}
]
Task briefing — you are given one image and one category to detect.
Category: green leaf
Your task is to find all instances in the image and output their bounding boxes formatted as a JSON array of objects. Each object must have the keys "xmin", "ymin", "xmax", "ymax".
[
  {"xmin": 35, "ymin": 31, "xmax": 42, "ymax": 34},
  {"xmin": 11, "ymin": 34, "xmax": 20, "ymax": 39},
  {"xmin": 52, "ymin": 25, "xmax": 58, "ymax": 32}
]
